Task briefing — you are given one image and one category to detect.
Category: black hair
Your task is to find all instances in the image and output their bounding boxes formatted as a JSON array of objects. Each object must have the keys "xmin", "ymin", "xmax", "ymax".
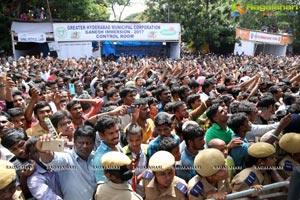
[
  {"xmin": 164, "ymin": 102, "xmax": 174, "ymax": 113},
  {"xmin": 107, "ymin": 88, "xmax": 119, "ymax": 101},
  {"xmin": 125, "ymin": 124, "xmax": 143, "ymax": 139},
  {"xmin": 25, "ymin": 136, "xmax": 39, "ymax": 154},
  {"xmin": 227, "ymin": 112, "xmax": 248, "ymax": 134},
  {"xmin": 95, "ymin": 115, "xmax": 118, "ymax": 134},
  {"xmin": 186, "ymin": 94, "xmax": 200, "ymax": 109},
  {"xmin": 0, "ymin": 111, "xmax": 12, "ymax": 122},
  {"xmin": 282, "ymin": 92, "xmax": 296, "ymax": 106},
  {"xmin": 12, "ymin": 90, "xmax": 25, "ymax": 99},
  {"xmin": 182, "ymin": 124, "xmax": 205, "ymax": 148},
  {"xmin": 51, "ymin": 110, "xmax": 73, "ymax": 129},
  {"xmin": 188, "ymin": 79, "xmax": 200, "ymax": 89},
  {"xmin": 202, "ymin": 78, "xmax": 215, "ymax": 92},
  {"xmin": 119, "ymin": 87, "xmax": 136, "ymax": 99},
  {"xmin": 66, "ymin": 100, "xmax": 81, "ymax": 111},
  {"xmin": 7, "ymin": 108, "xmax": 24, "ymax": 118},
  {"xmin": 158, "ymin": 137, "xmax": 179, "ymax": 152},
  {"xmin": 33, "ymin": 101, "xmax": 51, "ymax": 116},
  {"xmin": 257, "ymin": 95, "xmax": 276, "ymax": 109},
  {"xmin": 74, "ymin": 125, "xmax": 96, "ymax": 142},
  {"xmin": 172, "ymin": 101, "xmax": 186, "ymax": 113},
  {"xmin": 178, "ymin": 85, "xmax": 190, "ymax": 101},
  {"xmin": 1, "ymin": 128, "xmax": 28, "ymax": 149},
  {"xmin": 206, "ymin": 104, "xmax": 219, "ymax": 123}
]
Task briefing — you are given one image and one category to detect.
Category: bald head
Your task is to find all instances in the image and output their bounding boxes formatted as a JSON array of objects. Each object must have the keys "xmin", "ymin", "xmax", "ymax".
[{"xmin": 207, "ymin": 138, "xmax": 228, "ymax": 158}]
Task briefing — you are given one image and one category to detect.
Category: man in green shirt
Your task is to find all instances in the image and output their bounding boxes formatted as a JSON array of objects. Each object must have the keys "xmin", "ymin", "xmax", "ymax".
[{"xmin": 205, "ymin": 104, "xmax": 242, "ymax": 151}]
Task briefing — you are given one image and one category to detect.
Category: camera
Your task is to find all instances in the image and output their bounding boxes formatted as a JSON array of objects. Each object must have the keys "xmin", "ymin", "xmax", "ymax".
[{"xmin": 126, "ymin": 106, "xmax": 135, "ymax": 114}]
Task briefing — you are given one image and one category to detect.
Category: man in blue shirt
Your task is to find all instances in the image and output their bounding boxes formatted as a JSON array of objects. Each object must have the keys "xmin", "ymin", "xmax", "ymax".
[
  {"xmin": 148, "ymin": 112, "xmax": 180, "ymax": 158},
  {"xmin": 177, "ymin": 123, "xmax": 205, "ymax": 182},
  {"xmin": 37, "ymin": 125, "xmax": 97, "ymax": 200},
  {"xmin": 93, "ymin": 115, "xmax": 123, "ymax": 182},
  {"xmin": 26, "ymin": 136, "xmax": 62, "ymax": 200}
]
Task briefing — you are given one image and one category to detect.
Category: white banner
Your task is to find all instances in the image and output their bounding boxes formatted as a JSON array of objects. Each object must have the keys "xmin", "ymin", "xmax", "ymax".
[
  {"xmin": 53, "ymin": 22, "xmax": 180, "ymax": 42},
  {"xmin": 249, "ymin": 31, "xmax": 281, "ymax": 44},
  {"xmin": 18, "ymin": 33, "xmax": 46, "ymax": 43}
]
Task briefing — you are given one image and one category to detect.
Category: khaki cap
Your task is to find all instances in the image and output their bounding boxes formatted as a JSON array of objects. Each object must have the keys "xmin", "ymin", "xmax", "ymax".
[
  {"xmin": 248, "ymin": 142, "xmax": 275, "ymax": 158},
  {"xmin": 101, "ymin": 151, "xmax": 131, "ymax": 168},
  {"xmin": 194, "ymin": 148, "xmax": 225, "ymax": 177},
  {"xmin": 0, "ymin": 160, "xmax": 16, "ymax": 190},
  {"xmin": 149, "ymin": 151, "xmax": 175, "ymax": 172},
  {"xmin": 279, "ymin": 133, "xmax": 300, "ymax": 154}
]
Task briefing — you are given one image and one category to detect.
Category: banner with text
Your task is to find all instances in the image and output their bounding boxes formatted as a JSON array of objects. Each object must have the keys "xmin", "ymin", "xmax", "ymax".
[
  {"xmin": 18, "ymin": 33, "xmax": 46, "ymax": 43},
  {"xmin": 53, "ymin": 22, "xmax": 180, "ymax": 42},
  {"xmin": 249, "ymin": 31, "xmax": 281, "ymax": 44}
]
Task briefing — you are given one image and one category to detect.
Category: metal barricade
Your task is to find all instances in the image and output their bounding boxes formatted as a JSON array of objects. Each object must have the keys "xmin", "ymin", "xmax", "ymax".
[{"xmin": 207, "ymin": 181, "xmax": 289, "ymax": 200}]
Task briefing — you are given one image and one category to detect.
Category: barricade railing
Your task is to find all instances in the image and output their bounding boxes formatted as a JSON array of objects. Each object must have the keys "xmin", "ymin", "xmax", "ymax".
[{"xmin": 208, "ymin": 181, "xmax": 289, "ymax": 200}]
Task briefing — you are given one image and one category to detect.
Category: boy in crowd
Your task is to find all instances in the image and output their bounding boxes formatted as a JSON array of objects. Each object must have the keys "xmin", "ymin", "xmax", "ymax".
[{"xmin": 123, "ymin": 124, "xmax": 148, "ymax": 198}]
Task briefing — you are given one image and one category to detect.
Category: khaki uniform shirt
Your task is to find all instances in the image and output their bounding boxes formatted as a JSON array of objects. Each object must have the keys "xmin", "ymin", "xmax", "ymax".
[
  {"xmin": 231, "ymin": 166, "xmax": 271, "ymax": 193},
  {"xmin": 94, "ymin": 181, "xmax": 142, "ymax": 200},
  {"xmin": 187, "ymin": 175, "xmax": 231, "ymax": 200},
  {"xmin": 142, "ymin": 171, "xmax": 188, "ymax": 200},
  {"xmin": 278, "ymin": 155, "xmax": 299, "ymax": 179}
]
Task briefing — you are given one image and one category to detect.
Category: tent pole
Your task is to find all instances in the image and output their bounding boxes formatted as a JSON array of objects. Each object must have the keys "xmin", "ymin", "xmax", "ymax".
[{"xmin": 11, "ymin": 31, "xmax": 16, "ymax": 60}]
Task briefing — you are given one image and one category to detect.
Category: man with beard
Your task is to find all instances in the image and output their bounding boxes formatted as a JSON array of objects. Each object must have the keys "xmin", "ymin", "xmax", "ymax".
[
  {"xmin": 25, "ymin": 101, "xmax": 53, "ymax": 137},
  {"xmin": 36, "ymin": 125, "xmax": 97, "ymax": 200},
  {"xmin": 1, "ymin": 128, "xmax": 34, "ymax": 199},
  {"xmin": 93, "ymin": 115, "xmax": 123, "ymax": 182},
  {"xmin": 129, "ymin": 98, "xmax": 155, "ymax": 144}
]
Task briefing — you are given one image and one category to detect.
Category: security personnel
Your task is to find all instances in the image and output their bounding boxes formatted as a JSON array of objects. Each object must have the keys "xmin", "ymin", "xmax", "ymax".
[
  {"xmin": 187, "ymin": 148, "xmax": 231, "ymax": 200},
  {"xmin": 231, "ymin": 142, "xmax": 276, "ymax": 193},
  {"xmin": 94, "ymin": 151, "xmax": 142, "ymax": 200},
  {"xmin": 0, "ymin": 160, "xmax": 25, "ymax": 200},
  {"xmin": 142, "ymin": 150, "xmax": 187, "ymax": 200},
  {"xmin": 278, "ymin": 133, "xmax": 300, "ymax": 179}
]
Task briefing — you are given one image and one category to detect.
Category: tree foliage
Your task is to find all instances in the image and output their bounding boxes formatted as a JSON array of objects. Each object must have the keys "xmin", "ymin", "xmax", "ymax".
[
  {"xmin": 142, "ymin": 0, "xmax": 236, "ymax": 54},
  {"xmin": 102, "ymin": 0, "xmax": 131, "ymax": 21}
]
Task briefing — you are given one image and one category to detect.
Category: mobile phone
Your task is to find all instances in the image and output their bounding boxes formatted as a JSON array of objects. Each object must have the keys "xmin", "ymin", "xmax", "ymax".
[
  {"xmin": 42, "ymin": 139, "xmax": 65, "ymax": 152},
  {"xmin": 69, "ymin": 83, "xmax": 75, "ymax": 95},
  {"xmin": 126, "ymin": 106, "xmax": 135, "ymax": 114},
  {"xmin": 44, "ymin": 117, "xmax": 58, "ymax": 137}
]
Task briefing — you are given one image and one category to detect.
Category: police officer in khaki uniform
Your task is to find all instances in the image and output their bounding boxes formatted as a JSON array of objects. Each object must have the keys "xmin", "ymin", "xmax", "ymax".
[
  {"xmin": 231, "ymin": 142, "xmax": 276, "ymax": 193},
  {"xmin": 187, "ymin": 148, "xmax": 231, "ymax": 200},
  {"xmin": 142, "ymin": 150, "xmax": 187, "ymax": 200},
  {"xmin": 0, "ymin": 160, "xmax": 25, "ymax": 200},
  {"xmin": 94, "ymin": 151, "xmax": 142, "ymax": 200},
  {"xmin": 278, "ymin": 133, "xmax": 300, "ymax": 179}
]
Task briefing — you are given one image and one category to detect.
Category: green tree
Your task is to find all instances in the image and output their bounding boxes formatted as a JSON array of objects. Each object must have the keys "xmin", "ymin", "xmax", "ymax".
[
  {"xmin": 143, "ymin": 0, "xmax": 236, "ymax": 54},
  {"xmin": 99, "ymin": 0, "xmax": 131, "ymax": 21}
]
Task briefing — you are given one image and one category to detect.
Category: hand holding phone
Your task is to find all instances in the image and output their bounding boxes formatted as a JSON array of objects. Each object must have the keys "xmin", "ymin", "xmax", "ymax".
[{"xmin": 41, "ymin": 139, "xmax": 65, "ymax": 152}]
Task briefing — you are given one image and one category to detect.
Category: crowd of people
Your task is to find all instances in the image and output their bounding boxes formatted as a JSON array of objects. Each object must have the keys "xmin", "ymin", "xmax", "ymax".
[{"xmin": 0, "ymin": 52, "xmax": 300, "ymax": 200}]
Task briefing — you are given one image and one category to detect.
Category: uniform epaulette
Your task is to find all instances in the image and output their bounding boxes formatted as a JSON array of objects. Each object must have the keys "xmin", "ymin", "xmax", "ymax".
[
  {"xmin": 175, "ymin": 182, "xmax": 187, "ymax": 196},
  {"xmin": 142, "ymin": 170, "xmax": 153, "ymax": 179},
  {"xmin": 284, "ymin": 160, "xmax": 293, "ymax": 171},
  {"xmin": 189, "ymin": 181, "xmax": 203, "ymax": 197},
  {"xmin": 244, "ymin": 172, "xmax": 256, "ymax": 186}
]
